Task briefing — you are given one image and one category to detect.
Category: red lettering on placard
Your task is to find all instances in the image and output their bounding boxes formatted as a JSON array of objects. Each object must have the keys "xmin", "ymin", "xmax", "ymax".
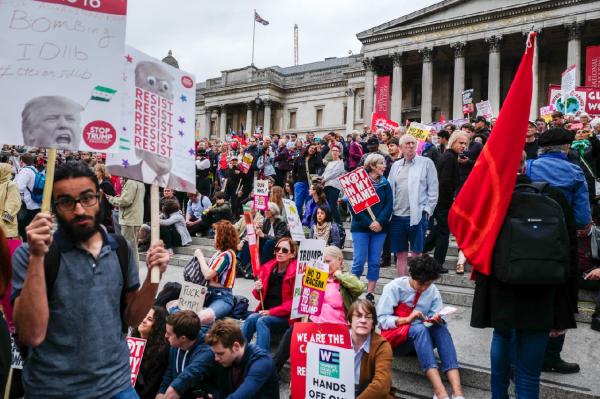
[
  {"xmin": 83, "ymin": 120, "xmax": 116, "ymax": 150},
  {"xmin": 133, "ymin": 87, "xmax": 174, "ymax": 158},
  {"xmin": 35, "ymin": 0, "xmax": 128, "ymax": 16}
]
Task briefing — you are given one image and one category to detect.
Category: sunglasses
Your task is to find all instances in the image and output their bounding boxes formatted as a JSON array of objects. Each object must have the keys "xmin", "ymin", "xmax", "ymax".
[{"xmin": 274, "ymin": 246, "xmax": 290, "ymax": 254}]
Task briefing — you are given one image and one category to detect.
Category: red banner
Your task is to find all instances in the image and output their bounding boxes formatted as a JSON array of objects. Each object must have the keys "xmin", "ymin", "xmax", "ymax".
[
  {"xmin": 375, "ymin": 76, "xmax": 391, "ymax": 117},
  {"xmin": 585, "ymin": 45, "xmax": 600, "ymax": 88},
  {"xmin": 290, "ymin": 323, "xmax": 351, "ymax": 399},
  {"xmin": 244, "ymin": 212, "xmax": 261, "ymax": 276},
  {"xmin": 339, "ymin": 167, "xmax": 380, "ymax": 214},
  {"xmin": 370, "ymin": 112, "xmax": 399, "ymax": 133},
  {"xmin": 548, "ymin": 85, "xmax": 600, "ymax": 116},
  {"xmin": 127, "ymin": 337, "xmax": 146, "ymax": 386},
  {"xmin": 37, "ymin": 0, "xmax": 128, "ymax": 15}
]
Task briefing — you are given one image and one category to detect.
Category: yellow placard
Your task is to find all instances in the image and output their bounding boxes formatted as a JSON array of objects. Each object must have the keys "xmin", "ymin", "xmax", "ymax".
[
  {"xmin": 302, "ymin": 266, "xmax": 328, "ymax": 291},
  {"xmin": 407, "ymin": 122, "xmax": 430, "ymax": 141}
]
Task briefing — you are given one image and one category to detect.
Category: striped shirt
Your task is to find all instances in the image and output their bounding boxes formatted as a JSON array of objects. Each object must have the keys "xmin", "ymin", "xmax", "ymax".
[{"xmin": 208, "ymin": 250, "xmax": 237, "ymax": 288}]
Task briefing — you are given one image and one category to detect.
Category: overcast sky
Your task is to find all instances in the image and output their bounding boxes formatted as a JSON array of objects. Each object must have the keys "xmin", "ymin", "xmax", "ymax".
[{"xmin": 126, "ymin": 0, "xmax": 440, "ymax": 82}]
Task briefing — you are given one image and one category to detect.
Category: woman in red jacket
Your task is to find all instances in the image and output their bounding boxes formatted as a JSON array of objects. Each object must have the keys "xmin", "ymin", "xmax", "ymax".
[{"xmin": 241, "ymin": 237, "xmax": 297, "ymax": 351}]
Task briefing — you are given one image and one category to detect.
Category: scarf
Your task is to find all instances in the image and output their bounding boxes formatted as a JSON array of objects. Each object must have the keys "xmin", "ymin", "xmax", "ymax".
[
  {"xmin": 571, "ymin": 139, "xmax": 590, "ymax": 157},
  {"xmin": 313, "ymin": 222, "xmax": 331, "ymax": 244}
]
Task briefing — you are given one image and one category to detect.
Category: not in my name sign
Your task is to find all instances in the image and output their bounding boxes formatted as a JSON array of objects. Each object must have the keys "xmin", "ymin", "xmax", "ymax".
[{"xmin": 339, "ymin": 167, "xmax": 380, "ymax": 214}]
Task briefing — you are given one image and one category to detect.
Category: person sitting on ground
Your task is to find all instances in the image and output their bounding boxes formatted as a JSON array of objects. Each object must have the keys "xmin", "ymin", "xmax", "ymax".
[
  {"xmin": 310, "ymin": 204, "xmax": 341, "ymax": 248},
  {"xmin": 348, "ymin": 299, "xmax": 394, "ymax": 399},
  {"xmin": 192, "ymin": 191, "xmax": 233, "ymax": 237},
  {"xmin": 242, "ymin": 237, "xmax": 297, "ymax": 352},
  {"xmin": 205, "ymin": 319, "xmax": 280, "ymax": 399},
  {"xmin": 192, "ymin": 221, "xmax": 238, "ymax": 331},
  {"xmin": 301, "ymin": 183, "xmax": 329, "ymax": 228},
  {"xmin": 255, "ymin": 202, "xmax": 290, "ymax": 264},
  {"xmin": 377, "ymin": 256, "xmax": 464, "ymax": 399},
  {"xmin": 159, "ymin": 199, "xmax": 192, "ymax": 252},
  {"xmin": 157, "ymin": 311, "xmax": 215, "ymax": 399},
  {"xmin": 269, "ymin": 185, "xmax": 287, "ymax": 220},
  {"xmin": 131, "ymin": 306, "xmax": 170, "ymax": 399},
  {"xmin": 138, "ymin": 224, "xmax": 151, "ymax": 253},
  {"xmin": 185, "ymin": 191, "xmax": 212, "ymax": 236}
]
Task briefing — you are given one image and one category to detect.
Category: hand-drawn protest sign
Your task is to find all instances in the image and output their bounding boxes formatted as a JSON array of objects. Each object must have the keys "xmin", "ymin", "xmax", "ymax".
[
  {"xmin": 178, "ymin": 281, "xmax": 208, "ymax": 313},
  {"xmin": 253, "ymin": 179, "xmax": 269, "ymax": 211},
  {"xmin": 106, "ymin": 46, "xmax": 196, "ymax": 192},
  {"xmin": 562, "ymin": 64, "xmax": 577, "ymax": 104},
  {"xmin": 290, "ymin": 322, "xmax": 352, "ymax": 399},
  {"xmin": 462, "ymin": 89, "xmax": 474, "ymax": 114},
  {"xmin": 540, "ymin": 105, "xmax": 555, "ymax": 123},
  {"xmin": 127, "ymin": 337, "xmax": 146, "ymax": 386},
  {"xmin": 476, "ymin": 100, "xmax": 493, "ymax": 118},
  {"xmin": 298, "ymin": 260, "xmax": 328, "ymax": 317},
  {"xmin": 339, "ymin": 167, "xmax": 381, "ymax": 214},
  {"xmin": 10, "ymin": 334, "xmax": 23, "ymax": 370},
  {"xmin": 283, "ymin": 199, "xmax": 305, "ymax": 241},
  {"xmin": 0, "ymin": 0, "xmax": 127, "ymax": 151},
  {"xmin": 290, "ymin": 239, "xmax": 326, "ymax": 319},
  {"xmin": 407, "ymin": 122, "xmax": 431, "ymax": 141},
  {"xmin": 306, "ymin": 342, "xmax": 354, "ymax": 399}
]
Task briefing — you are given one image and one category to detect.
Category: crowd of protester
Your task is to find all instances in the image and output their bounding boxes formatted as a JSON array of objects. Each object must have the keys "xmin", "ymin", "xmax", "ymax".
[{"xmin": 0, "ymin": 109, "xmax": 599, "ymax": 398}]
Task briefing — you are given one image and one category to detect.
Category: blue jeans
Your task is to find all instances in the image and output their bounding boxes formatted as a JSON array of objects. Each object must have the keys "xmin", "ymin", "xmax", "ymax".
[
  {"xmin": 351, "ymin": 231, "xmax": 387, "ymax": 282},
  {"xmin": 205, "ymin": 286, "xmax": 234, "ymax": 319},
  {"xmin": 111, "ymin": 387, "xmax": 140, "ymax": 399},
  {"xmin": 408, "ymin": 323, "xmax": 459, "ymax": 372},
  {"xmin": 242, "ymin": 313, "xmax": 289, "ymax": 351},
  {"xmin": 491, "ymin": 328, "xmax": 549, "ymax": 399},
  {"xmin": 324, "ymin": 186, "xmax": 342, "ymax": 225},
  {"xmin": 294, "ymin": 181, "xmax": 310, "ymax": 219}
]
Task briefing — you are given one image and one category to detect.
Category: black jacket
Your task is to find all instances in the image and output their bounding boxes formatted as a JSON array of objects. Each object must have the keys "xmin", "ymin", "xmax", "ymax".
[
  {"xmin": 436, "ymin": 149, "xmax": 459, "ymax": 209},
  {"xmin": 262, "ymin": 218, "xmax": 290, "ymax": 242},
  {"xmin": 470, "ymin": 175, "xmax": 578, "ymax": 330},
  {"xmin": 292, "ymin": 153, "xmax": 323, "ymax": 183}
]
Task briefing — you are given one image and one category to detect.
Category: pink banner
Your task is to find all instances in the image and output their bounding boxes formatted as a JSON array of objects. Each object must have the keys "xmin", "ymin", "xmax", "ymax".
[
  {"xmin": 375, "ymin": 75, "xmax": 391, "ymax": 118},
  {"xmin": 586, "ymin": 45, "xmax": 600, "ymax": 88}
]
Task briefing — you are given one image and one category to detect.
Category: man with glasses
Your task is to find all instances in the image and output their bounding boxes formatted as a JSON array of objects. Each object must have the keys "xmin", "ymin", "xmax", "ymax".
[{"xmin": 11, "ymin": 161, "xmax": 169, "ymax": 398}]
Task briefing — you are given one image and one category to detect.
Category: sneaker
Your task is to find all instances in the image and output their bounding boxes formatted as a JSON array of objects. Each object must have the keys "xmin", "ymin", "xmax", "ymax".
[
  {"xmin": 542, "ymin": 358, "xmax": 580, "ymax": 374},
  {"xmin": 439, "ymin": 267, "xmax": 449, "ymax": 274},
  {"xmin": 366, "ymin": 292, "xmax": 375, "ymax": 304}
]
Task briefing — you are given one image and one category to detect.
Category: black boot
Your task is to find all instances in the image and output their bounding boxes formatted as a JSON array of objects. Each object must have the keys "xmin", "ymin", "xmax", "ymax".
[
  {"xmin": 592, "ymin": 310, "xmax": 600, "ymax": 332},
  {"xmin": 542, "ymin": 335, "xmax": 580, "ymax": 374}
]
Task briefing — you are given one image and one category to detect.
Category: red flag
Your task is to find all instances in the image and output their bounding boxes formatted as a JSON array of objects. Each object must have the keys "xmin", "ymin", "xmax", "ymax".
[
  {"xmin": 448, "ymin": 32, "xmax": 536, "ymax": 277},
  {"xmin": 244, "ymin": 212, "xmax": 261, "ymax": 276},
  {"xmin": 439, "ymin": 112, "xmax": 446, "ymax": 123}
]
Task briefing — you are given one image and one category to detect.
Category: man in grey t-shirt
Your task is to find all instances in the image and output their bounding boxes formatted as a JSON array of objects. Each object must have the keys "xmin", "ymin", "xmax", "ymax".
[{"xmin": 12, "ymin": 161, "xmax": 169, "ymax": 398}]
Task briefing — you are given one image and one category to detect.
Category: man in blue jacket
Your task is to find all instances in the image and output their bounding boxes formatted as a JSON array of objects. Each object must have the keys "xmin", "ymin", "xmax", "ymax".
[
  {"xmin": 204, "ymin": 319, "xmax": 279, "ymax": 399},
  {"xmin": 158, "ymin": 310, "xmax": 215, "ymax": 399}
]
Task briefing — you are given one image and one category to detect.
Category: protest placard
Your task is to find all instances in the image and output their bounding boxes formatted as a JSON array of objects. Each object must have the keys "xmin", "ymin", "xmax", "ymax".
[
  {"xmin": 283, "ymin": 199, "xmax": 306, "ymax": 241},
  {"xmin": 290, "ymin": 239, "xmax": 326, "ymax": 319},
  {"xmin": 375, "ymin": 76, "xmax": 390, "ymax": 117},
  {"xmin": 253, "ymin": 179, "xmax": 269, "ymax": 211},
  {"xmin": 290, "ymin": 322, "xmax": 352, "ymax": 399},
  {"xmin": 298, "ymin": 260, "xmax": 328, "ymax": 317},
  {"xmin": 127, "ymin": 337, "xmax": 146, "ymax": 386},
  {"xmin": 338, "ymin": 167, "xmax": 380, "ymax": 215},
  {"xmin": 10, "ymin": 334, "xmax": 23, "ymax": 370},
  {"xmin": 370, "ymin": 112, "xmax": 399, "ymax": 132},
  {"xmin": 476, "ymin": 100, "xmax": 493, "ymax": 118},
  {"xmin": 239, "ymin": 153, "xmax": 254, "ymax": 174},
  {"xmin": 0, "ymin": 0, "xmax": 127, "ymax": 151},
  {"xmin": 548, "ymin": 85, "xmax": 600, "ymax": 116},
  {"xmin": 539, "ymin": 105, "xmax": 555, "ymax": 123},
  {"xmin": 106, "ymin": 46, "xmax": 196, "ymax": 192},
  {"xmin": 562, "ymin": 64, "xmax": 577, "ymax": 104},
  {"xmin": 306, "ymin": 342, "xmax": 354, "ymax": 399},
  {"xmin": 244, "ymin": 211, "xmax": 261, "ymax": 277},
  {"xmin": 462, "ymin": 89, "xmax": 475, "ymax": 114},
  {"xmin": 178, "ymin": 281, "xmax": 208, "ymax": 313},
  {"xmin": 407, "ymin": 122, "xmax": 431, "ymax": 141}
]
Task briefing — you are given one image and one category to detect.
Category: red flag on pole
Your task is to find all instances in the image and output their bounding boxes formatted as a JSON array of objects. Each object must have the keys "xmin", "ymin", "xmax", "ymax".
[{"xmin": 448, "ymin": 32, "xmax": 536, "ymax": 277}]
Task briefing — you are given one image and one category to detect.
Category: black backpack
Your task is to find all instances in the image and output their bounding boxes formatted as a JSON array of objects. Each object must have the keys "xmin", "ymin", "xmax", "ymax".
[{"xmin": 492, "ymin": 183, "xmax": 569, "ymax": 285}]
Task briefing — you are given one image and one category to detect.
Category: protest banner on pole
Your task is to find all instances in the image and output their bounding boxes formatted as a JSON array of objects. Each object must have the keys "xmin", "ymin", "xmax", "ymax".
[
  {"xmin": 306, "ymin": 342, "xmax": 354, "ymax": 399},
  {"xmin": 178, "ymin": 281, "xmax": 208, "ymax": 313},
  {"xmin": 462, "ymin": 89, "xmax": 474, "ymax": 115},
  {"xmin": 297, "ymin": 260, "xmax": 328, "ymax": 317},
  {"xmin": 106, "ymin": 46, "xmax": 197, "ymax": 193},
  {"xmin": 252, "ymin": 179, "xmax": 269, "ymax": 211},
  {"xmin": 244, "ymin": 211, "xmax": 262, "ymax": 279},
  {"xmin": 548, "ymin": 85, "xmax": 600, "ymax": 116},
  {"xmin": 406, "ymin": 122, "xmax": 431, "ymax": 141},
  {"xmin": 290, "ymin": 239, "xmax": 326, "ymax": 319},
  {"xmin": 239, "ymin": 153, "xmax": 254, "ymax": 174},
  {"xmin": 561, "ymin": 64, "xmax": 577, "ymax": 104},
  {"xmin": 126, "ymin": 337, "xmax": 146, "ymax": 386},
  {"xmin": 476, "ymin": 100, "xmax": 493, "ymax": 119},
  {"xmin": 338, "ymin": 167, "xmax": 380, "ymax": 218},
  {"xmin": 375, "ymin": 76, "xmax": 391, "ymax": 118},
  {"xmin": 370, "ymin": 112, "xmax": 399, "ymax": 133},
  {"xmin": 586, "ymin": 45, "xmax": 600, "ymax": 88},
  {"xmin": 0, "ymin": 0, "xmax": 127, "ymax": 151},
  {"xmin": 282, "ymin": 199, "xmax": 306, "ymax": 241},
  {"xmin": 539, "ymin": 105, "xmax": 555, "ymax": 123},
  {"xmin": 290, "ymin": 322, "xmax": 352, "ymax": 399}
]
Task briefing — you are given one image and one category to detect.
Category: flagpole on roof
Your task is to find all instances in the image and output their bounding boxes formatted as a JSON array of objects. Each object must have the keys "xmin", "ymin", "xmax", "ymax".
[{"xmin": 251, "ymin": 9, "xmax": 256, "ymax": 66}]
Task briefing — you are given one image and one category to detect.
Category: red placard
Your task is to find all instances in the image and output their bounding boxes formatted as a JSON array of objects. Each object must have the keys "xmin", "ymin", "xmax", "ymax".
[
  {"xmin": 586, "ymin": 45, "xmax": 600, "ymax": 88},
  {"xmin": 36, "ymin": 0, "xmax": 128, "ymax": 15},
  {"xmin": 83, "ymin": 120, "xmax": 117, "ymax": 150},
  {"xmin": 244, "ymin": 212, "xmax": 261, "ymax": 276},
  {"xmin": 547, "ymin": 85, "xmax": 600, "ymax": 116},
  {"xmin": 126, "ymin": 337, "xmax": 146, "ymax": 386},
  {"xmin": 290, "ymin": 322, "xmax": 351, "ymax": 399},
  {"xmin": 370, "ymin": 112, "xmax": 399, "ymax": 133},
  {"xmin": 339, "ymin": 167, "xmax": 381, "ymax": 214},
  {"xmin": 375, "ymin": 75, "xmax": 391, "ymax": 118}
]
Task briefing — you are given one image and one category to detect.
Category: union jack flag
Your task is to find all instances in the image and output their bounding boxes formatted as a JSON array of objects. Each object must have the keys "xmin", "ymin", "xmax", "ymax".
[{"xmin": 254, "ymin": 11, "xmax": 269, "ymax": 26}]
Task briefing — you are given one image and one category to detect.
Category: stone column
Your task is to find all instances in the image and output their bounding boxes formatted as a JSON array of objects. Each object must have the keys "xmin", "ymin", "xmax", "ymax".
[
  {"xmin": 263, "ymin": 100, "xmax": 272, "ymax": 136},
  {"xmin": 390, "ymin": 52, "xmax": 403, "ymax": 123},
  {"xmin": 566, "ymin": 22, "xmax": 583, "ymax": 85},
  {"xmin": 451, "ymin": 42, "xmax": 466, "ymax": 120},
  {"xmin": 346, "ymin": 88, "xmax": 355, "ymax": 135},
  {"xmin": 528, "ymin": 31, "xmax": 541, "ymax": 120},
  {"xmin": 363, "ymin": 58, "xmax": 375, "ymax": 128},
  {"xmin": 245, "ymin": 102, "xmax": 253, "ymax": 136},
  {"xmin": 419, "ymin": 47, "xmax": 433, "ymax": 123},
  {"xmin": 486, "ymin": 35, "xmax": 502, "ymax": 116},
  {"xmin": 219, "ymin": 105, "xmax": 227, "ymax": 140}
]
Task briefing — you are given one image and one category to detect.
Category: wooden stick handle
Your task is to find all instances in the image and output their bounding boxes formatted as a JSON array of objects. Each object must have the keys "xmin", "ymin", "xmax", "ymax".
[
  {"xmin": 367, "ymin": 207, "xmax": 376, "ymax": 222},
  {"xmin": 41, "ymin": 148, "xmax": 57, "ymax": 213},
  {"xmin": 150, "ymin": 183, "xmax": 161, "ymax": 284}
]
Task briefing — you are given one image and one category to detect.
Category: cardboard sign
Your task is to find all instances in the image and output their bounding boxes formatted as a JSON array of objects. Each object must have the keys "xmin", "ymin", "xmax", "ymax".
[
  {"xmin": 370, "ymin": 112, "xmax": 399, "ymax": 133},
  {"xmin": 407, "ymin": 122, "xmax": 431, "ymax": 141},
  {"xmin": 548, "ymin": 85, "xmax": 600, "ymax": 116},
  {"xmin": 375, "ymin": 75, "xmax": 391, "ymax": 118},
  {"xmin": 127, "ymin": 337, "xmax": 146, "ymax": 386},
  {"xmin": 290, "ymin": 322, "xmax": 352, "ymax": 399},
  {"xmin": 298, "ymin": 260, "xmax": 329, "ymax": 317},
  {"xmin": 462, "ymin": 89, "xmax": 474, "ymax": 105},
  {"xmin": 539, "ymin": 105, "xmax": 555, "ymax": 123},
  {"xmin": 106, "ymin": 46, "xmax": 197, "ymax": 192},
  {"xmin": 306, "ymin": 343, "xmax": 354, "ymax": 399},
  {"xmin": 283, "ymin": 199, "xmax": 305, "ymax": 241},
  {"xmin": 0, "ymin": 0, "xmax": 127, "ymax": 151},
  {"xmin": 338, "ymin": 167, "xmax": 381, "ymax": 214},
  {"xmin": 244, "ymin": 211, "xmax": 261, "ymax": 276},
  {"xmin": 178, "ymin": 282, "xmax": 208, "ymax": 313},
  {"xmin": 10, "ymin": 334, "xmax": 23, "ymax": 370},
  {"xmin": 252, "ymin": 179, "xmax": 269, "ymax": 211},
  {"xmin": 561, "ymin": 64, "xmax": 577, "ymax": 104},
  {"xmin": 239, "ymin": 153, "xmax": 254, "ymax": 174},
  {"xmin": 290, "ymin": 239, "xmax": 326, "ymax": 319},
  {"xmin": 476, "ymin": 100, "xmax": 493, "ymax": 118},
  {"xmin": 585, "ymin": 45, "xmax": 600, "ymax": 88}
]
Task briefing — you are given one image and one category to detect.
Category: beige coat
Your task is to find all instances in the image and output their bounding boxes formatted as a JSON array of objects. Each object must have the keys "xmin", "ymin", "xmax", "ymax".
[
  {"xmin": 0, "ymin": 163, "xmax": 21, "ymax": 237},
  {"xmin": 108, "ymin": 179, "xmax": 145, "ymax": 226}
]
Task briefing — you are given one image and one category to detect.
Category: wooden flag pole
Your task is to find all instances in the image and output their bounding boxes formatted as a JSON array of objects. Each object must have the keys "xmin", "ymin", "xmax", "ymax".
[
  {"xmin": 3, "ymin": 368, "xmax": 13, "ymax": 399},
  {"xmin": 367, "ymin": 207, "xmax": 377, "ymax": 222},
  {"xmin": 41, "ymin": 148, "xmax": 57, "ymax": 213},
  {"xmin": 150, "ymin": 183, "xmax": 161, "ymax": 283}
]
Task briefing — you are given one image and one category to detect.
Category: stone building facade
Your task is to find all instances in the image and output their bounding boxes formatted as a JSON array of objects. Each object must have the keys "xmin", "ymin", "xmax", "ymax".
[{"xmin": 195, "ymin": 0, "xmax": 600, "ymax": 140}]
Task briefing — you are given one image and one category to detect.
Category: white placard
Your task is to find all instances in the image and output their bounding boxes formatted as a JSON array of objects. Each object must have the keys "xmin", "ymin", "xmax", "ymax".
[
  {"xmin": 290, "ymin": 239, "xmax": 326, "ymax": 319},
  {"xmin": 0, "ymin": 0, "xmax": 127, "ymax": 152},
  {"xmin": 283, "ymin": 199, "xmax": 305, "ymax": 242},
  {"xmin": 106, "ymin": 46, "xmax": 197, "ymax": 192},
  {"xmin": 476, "ymin": 100, "xmax": 493, "ymax": 118},
  {"xmin": 306, "ymin": 342, "xmax": 354, "ymax": 399},
  {"xmin": 11, "ymin": 334, "xmax": 23, "ymax": 370},
  {"xmin": 178, "ymin": 282, "xmax": 207, "ymax": 314},
  {"xmin": 561, "ymin": 64, "xmax": 577, "ymax": 104},
  {"xmin": 254, "ymin": 179, "xmax": 269, "ymax": 196}
]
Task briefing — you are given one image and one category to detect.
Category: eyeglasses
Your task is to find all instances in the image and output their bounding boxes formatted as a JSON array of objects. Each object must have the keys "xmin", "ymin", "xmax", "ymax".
[
  {"xmin": 352, "ymin": 313, "xmax": 374, "ymax": 321},
  {"xmin": 54, "ymin": 193, "xmax": 99, "ymax": 212},
  {"xmin": 274, "ymin": 246, "xmax": 290, "ymax": 254}
]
